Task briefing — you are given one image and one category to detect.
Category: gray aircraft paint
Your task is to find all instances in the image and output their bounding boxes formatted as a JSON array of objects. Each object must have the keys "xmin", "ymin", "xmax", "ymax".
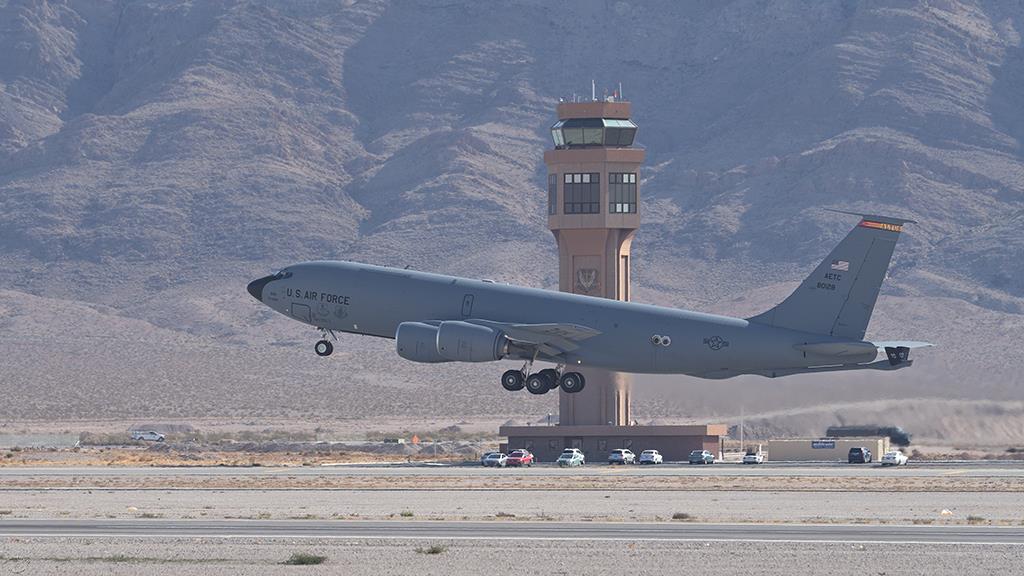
[{"xmin": 247, "ymin": 214, "xmax": 928, "ymax": 379}]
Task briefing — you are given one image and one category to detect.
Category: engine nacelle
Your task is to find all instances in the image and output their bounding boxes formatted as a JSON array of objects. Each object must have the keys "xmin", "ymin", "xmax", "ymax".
[
  {"xmin": 436, "ymin": 320, "xmax": 507, "ymax": 362},
  {"xmin": 395, "ymin": 322, "xmax": 452, "ymax": 363}
]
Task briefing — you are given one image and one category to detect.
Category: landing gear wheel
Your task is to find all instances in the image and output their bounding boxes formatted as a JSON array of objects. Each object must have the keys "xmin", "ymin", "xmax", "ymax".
[
  {"xmin": 538, "ymin": 368, "xmax": 559, "ymax": 391},
  {"xmin": 315, "ymin": 340, "xmax": 334, "ymax": 357},
  {"xmin": 500, "ymin": 370, "xmax": 525, "ymax": 391},
  {"xmin": 559, "ymin": 372, "xmax": 586, "ymax": 394},
  {"xmin": 525, "ymin": 373, "xmax": 551, "ymax": 395}
]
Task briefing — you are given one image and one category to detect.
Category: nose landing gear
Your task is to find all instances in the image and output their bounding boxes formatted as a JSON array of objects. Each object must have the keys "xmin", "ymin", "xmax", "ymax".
[
  {"xmin": 315, "ymin": 340, "xmax": 334, "ymax": 357},
  {"xmin": 314, "ymin": 328, "xmax": 337, "ymax": 357}
]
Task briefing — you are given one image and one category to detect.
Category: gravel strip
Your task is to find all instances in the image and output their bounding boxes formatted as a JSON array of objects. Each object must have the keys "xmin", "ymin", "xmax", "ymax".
[
  {"xmin": 2, "ymin": 488, "xmax": 1021, "ymax": 524},
  {"xmin": 0, "ymin": 537, "xmax": 1019, "ymax": 576}
]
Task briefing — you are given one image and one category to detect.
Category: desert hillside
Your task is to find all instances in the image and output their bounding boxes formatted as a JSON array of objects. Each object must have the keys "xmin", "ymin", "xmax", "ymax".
[{"xmin": 1, "ymin": 0, "xmax": 1022, "ymax": 443}]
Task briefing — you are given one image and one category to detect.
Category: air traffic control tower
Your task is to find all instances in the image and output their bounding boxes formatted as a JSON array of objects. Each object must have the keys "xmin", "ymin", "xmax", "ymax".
[
  {"xmin": 501, "ymin": 95, "xmax": 726, "ymax": 462},
  {"xmin": 546, "ymin": 99, "xmax": 642, "ymax": 426}
]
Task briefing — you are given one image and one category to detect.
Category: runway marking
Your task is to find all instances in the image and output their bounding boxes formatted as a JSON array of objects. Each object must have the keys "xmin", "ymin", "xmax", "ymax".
[{"xmin": 1, "ymin": 521, "xmax": 1022, "ymax": 545}]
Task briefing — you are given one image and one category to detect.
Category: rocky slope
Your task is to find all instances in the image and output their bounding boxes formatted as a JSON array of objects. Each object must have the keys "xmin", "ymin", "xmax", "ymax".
[{"xmin": 0, "ymin": 0, "xmax": 1022, "ymax": 442}]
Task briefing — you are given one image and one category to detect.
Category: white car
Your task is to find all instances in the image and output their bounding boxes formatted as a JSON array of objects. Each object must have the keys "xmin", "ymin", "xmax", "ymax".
[
  {"xmin": 881, "ymin": 450, "xmax": 909, "ymax": 466},
  {"xmin": 638, "ymin": 450, "xmax": 663, "ymax": 464},
  {"xmin": 742, "ymin": 451, "xmax": 765, "ymax": 464},
  {"xmin": 557, "ymin": 448, "xmax": 585, "ymax": 467},
  {"xmin": 130, "ymin": 430, "xmax": 165, "ymax": 442},
  {"xmin": 608, "ymin": 448, "xmax": 636, "ymax": 465},
  {"xmin": 481, "ymin": 452, "xmax": 508, "ymax": 467}
]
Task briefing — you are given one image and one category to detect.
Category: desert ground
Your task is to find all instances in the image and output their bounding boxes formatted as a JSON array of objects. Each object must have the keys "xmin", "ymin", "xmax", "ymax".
[{"xmin": 2, "ymin": 463, "xmax": 1023, "ymax": 575}]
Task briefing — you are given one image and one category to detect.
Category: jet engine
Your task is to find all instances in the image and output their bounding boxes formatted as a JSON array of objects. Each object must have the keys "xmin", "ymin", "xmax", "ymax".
[
  {"xmin": 395, "ymin": 322, "xmax": 452, "ymax": 363},
  {"xmin": 436, "ymin": 321, "xmax": 507, "ymax": 362}
]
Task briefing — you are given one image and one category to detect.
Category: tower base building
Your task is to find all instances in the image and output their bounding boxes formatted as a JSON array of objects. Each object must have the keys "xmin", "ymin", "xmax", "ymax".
[{"xmin": 500, "ymin": 424, "xmax": 727, "ymax": 463}]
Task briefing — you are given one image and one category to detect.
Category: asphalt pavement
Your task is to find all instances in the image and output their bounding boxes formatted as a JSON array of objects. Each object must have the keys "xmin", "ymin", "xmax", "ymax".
[
  {"xmin": 1, "ymin": 461, "xmax": 1023, "ymax": 478},
  {"xmin": 0, "ymin": 519, "xmax": 1021, "ymax": 544}
]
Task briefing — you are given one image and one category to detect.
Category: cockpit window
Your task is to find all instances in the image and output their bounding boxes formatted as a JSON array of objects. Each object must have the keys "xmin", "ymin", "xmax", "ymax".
[{"xmin": 274, "ymin": 270, "xmax": 293, "ymax": 280}]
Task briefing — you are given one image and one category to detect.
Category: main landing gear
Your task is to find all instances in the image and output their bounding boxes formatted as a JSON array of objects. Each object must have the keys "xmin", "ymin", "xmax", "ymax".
[
  {"xmin": 314, "ymin": 328, "xmax": 336, "ymax": 357},
  {"xmin": 501, "ymin": 364, "xmax": 585, "ymax": 395}
]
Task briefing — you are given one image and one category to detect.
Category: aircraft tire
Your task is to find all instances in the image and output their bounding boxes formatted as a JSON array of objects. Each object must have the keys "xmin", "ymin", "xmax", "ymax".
[
  {"xmin": 500, "ymin": 370, "xmax": 525, "ymax": 391},
  {"xmin": 525, "ymin": 373, "xmax": 550, "ymax": 395},
  {"xmin": 559, "ymin": 372, "xmax": 586, "ymax": 394},
  {"xmin": 315, "ymin": 340, "xmax": 334, "ymax": 357},
  {"xmin": 538, "ymin": 369, "xmax": 559, "ymax": 391}
]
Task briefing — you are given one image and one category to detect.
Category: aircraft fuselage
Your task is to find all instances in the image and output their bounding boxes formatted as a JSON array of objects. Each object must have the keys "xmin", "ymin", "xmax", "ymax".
[{"xmin": 250, "ymin": 260, "xmax": 874, "ymax": 377}]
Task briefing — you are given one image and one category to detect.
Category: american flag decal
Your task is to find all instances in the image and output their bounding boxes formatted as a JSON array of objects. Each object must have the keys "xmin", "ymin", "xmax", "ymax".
[{"xmin": 831, "ymin": 260, "xmax": 849, "ymax": 271}]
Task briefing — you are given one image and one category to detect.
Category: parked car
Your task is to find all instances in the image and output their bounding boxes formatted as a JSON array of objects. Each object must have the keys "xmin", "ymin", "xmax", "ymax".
[
  {"xmin": 506, "ymin": 449, "xmax": 535, "ymax": 467},
  {"xmin": 608, "ymin": 448, "xmax": 636, "ymax": 465},
  {"xmin": 130, "ymin": 430, "xmax": 165, "ymax": 442},
  {"xmin": 638, "ymin": 450, "xmax": 663, "ymax": 465},
  {"xmin": 742, "ymin": 450, "xmax": 765, "ymax": 464},
  {"xmin": 557, "ymin": 448, "xmax": 585, "ymax": 467},
  {"xmin": 848, "ymin": 447, "xmax": 873, "ymax": 463},
  {"xmin": 881, "ymin": 450, "xmax": 909, "ymax": 466},
  {"xmin": 481, "ymin": 452, "xmax": 508, "ymax": 467},
  {"xmin": 688, "ymin": 449, "xmax": 715, "ymax": 464}
]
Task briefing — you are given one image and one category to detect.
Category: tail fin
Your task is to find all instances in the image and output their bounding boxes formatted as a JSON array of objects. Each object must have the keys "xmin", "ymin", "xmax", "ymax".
[{"xmin": 748, "ymin": 212, "xmax": 914, "ymax": 340}]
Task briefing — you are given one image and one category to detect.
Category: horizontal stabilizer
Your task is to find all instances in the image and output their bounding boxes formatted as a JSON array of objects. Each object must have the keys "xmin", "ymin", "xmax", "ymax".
[
  {"xmin": 794, "ymin": 341, "xmax": 878, "ymax": 358},
  {"xmin": 754, "ymin": 358, "xmax": 915, "ymax": 378},
  {"xmin": 699, "ymin": 358, "xmax": 915, "ymax": 380},
  {"xmin": 871, "ymin": 340, "xmax": 934, "ymax": 351}
]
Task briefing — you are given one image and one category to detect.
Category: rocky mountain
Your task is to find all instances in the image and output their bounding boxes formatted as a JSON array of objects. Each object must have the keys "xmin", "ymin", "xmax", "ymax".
[{"xmin": 1, "ymin": 0, "xmax": 1022, "ymax": 442}]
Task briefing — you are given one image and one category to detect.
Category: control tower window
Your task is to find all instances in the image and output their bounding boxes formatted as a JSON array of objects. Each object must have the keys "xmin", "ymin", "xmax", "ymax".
[
  {"xmin": 550, "ymin": 118, "xmax": 638, "ymax": 148},
  {"xmin": 548, "ymin": 174, "xmax": 558, "ymax": 215},
  {"xmin": 564, "ymin": 172, "xmax": 600, "ymax": 214},
  {"xmin": 551, "ymin": 122, "xmax": 565, "ymax": 147},
  {"xmin": 603, "ymin": 119, "xmax": 637, "ymax": 147},
  {"xmin": 583, "ymin": 126, "xmax": 603, "ymax": 145},
  {"xmin": 609, "ymin": 173, "xmax": 637, "ymax": 214}
]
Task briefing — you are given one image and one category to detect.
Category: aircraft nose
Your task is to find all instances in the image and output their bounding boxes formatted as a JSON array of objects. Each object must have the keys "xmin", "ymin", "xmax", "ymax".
[{"xmin": 246, "ymin": 274, "xmax": 276, "ymax": 302}]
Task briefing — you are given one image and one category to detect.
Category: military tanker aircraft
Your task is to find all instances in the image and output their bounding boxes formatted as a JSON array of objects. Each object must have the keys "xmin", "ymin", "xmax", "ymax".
[{"xmin": 247, "ymin": 212, "xmax": 930, "ymax": 395}]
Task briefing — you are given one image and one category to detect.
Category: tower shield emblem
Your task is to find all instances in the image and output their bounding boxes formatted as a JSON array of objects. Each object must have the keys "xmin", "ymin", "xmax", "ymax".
[{"xmin": 576, "ymin": 268, "xmax": 599, "ymax": 294}]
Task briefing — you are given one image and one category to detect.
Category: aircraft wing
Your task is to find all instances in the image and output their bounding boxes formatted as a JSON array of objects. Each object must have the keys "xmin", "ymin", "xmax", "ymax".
[{"xmin": 468, "ymin": 320, "xmax": 601, "ymax": 357}]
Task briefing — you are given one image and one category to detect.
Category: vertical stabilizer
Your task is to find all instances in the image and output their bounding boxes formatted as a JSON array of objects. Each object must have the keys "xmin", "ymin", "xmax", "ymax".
[{"xmin": 748, "ymin": 212, "xmax": 913, "ymax": 340}]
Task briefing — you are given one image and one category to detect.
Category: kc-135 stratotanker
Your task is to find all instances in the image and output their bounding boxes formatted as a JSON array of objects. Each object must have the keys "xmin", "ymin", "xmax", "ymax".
[{"xmin": 247, "ymin": 212, "xmax": 931, "ymax": 395}]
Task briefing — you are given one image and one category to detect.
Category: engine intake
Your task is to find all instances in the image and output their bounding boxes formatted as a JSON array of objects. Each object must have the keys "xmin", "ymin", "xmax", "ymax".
[
  {"xmin": 395, "ymin": 322, "xmax": 451, "ymax": 363},
  {"xmin": 436, "ymin": 321, "xmax": 507, "ymax": 362}
]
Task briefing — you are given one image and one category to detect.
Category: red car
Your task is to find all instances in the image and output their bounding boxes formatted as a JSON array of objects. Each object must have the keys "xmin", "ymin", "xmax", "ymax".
[{"xmin": 506, "ymin": 449, "xmax": 535, "ymax": 467}]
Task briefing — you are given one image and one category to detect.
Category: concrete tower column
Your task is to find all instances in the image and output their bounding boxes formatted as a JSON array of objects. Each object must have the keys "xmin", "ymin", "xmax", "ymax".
[
  {"xmin": 544, "ymin": 100, "xmax": 644, "ymax": 427},
  {"xmin": 501, "ymin": 97, "xmax": 725, "ymax": 463}
]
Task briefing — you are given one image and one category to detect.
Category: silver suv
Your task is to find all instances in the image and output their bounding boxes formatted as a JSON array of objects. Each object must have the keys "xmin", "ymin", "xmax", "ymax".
[
  {"xmin": 608, "ymin": 448, "xmax": 636, "ymax": 465},
  {"xmin": 557, "ymin": 448, "xmax": 585, "ymax": 467}
]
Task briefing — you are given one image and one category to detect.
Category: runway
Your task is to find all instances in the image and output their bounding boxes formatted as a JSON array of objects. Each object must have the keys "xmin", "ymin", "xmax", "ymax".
[{"xmin": 1, "ymin": 519, "xmax": 1022, "ymax": 544}]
